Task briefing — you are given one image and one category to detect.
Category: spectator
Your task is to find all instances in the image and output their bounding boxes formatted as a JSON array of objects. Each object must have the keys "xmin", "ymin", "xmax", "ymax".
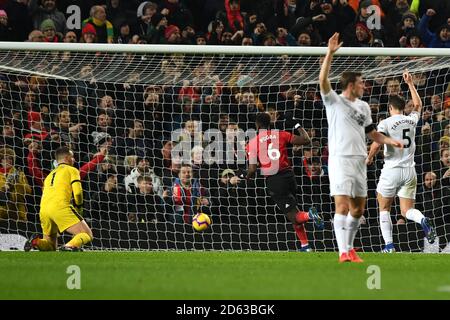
[
  {"xmin": 0, "ymin": 120, "xmax": 24, "ymax": 166},
  {"xmin": 213, "ymin": 168, "xmax": 247, "ymax": 223},
  {"xmin": 82, "ymin": 5, "xmax": 114, "ymax": 44},
  {"xmin": 225, "ymin": 0, "xmax": 243, "ymax": 32},
  {"xmin": 161, "ymin": 154, "xmax": 182, "ymax": 189},
  {"xmin": 416, "ymin": 171, "xmax": 450, "ymax": 250},
  {"xmin": 124, "ymin": 156, "xmax": 164, "ymax": 198},
  {"xmin": 0, "ymin": 10, "xmax": 14, "ymax": 41},
  {"xmin": 126, "ymin": 175, "xmax": 165, "ymax": 222},
  {"xmin": 116, "ymin": 120, "xmax": 149, "ymax": 159},
  {"xmin": 27, "ymin": 29, "xmax": 45, "ymax": 42},
  {"xmin": 24, "ymin": 111, "xmax": 49, "ymax": 141},
  {"xmin": 26, "ymin": 138, "xmax": 46, "ymax": 186},
  {"xmin": 195, "ymin": 32, "xmax": 207, "ymax": 45},
  {"xmin": 0, "ymin": 147, "xmax": 31, "ymax": 221},
  {"xmin": 297, "ymin": 30, "xmax": 312, "ymax": 46},
  {"xmin": 3, "ymin": 0, "xmax": 33, "ymax": 41},
  {"xmin": 84, "ymin": 147, "xmax": 113, "ymax": 194},
  {"xmin": 136, "ymin": 1, "xmax": 158, "ymax": 37},
  {"xmin": 90, "ymin": 170, "xmax": 126, "ymax": 221},
  {"xmin": 63, "ymin": 30, "xmax": 77, "ymax": 43},
  {"xmin": 169, "ymin": 163, "xmax": 209, "ymax": 224},
  {"xmin": 432, "ymin": 99, "xmax": 450, "ymax": 141},
  {"xmin": 352, "ymin": 22, "xmax": 373, "ymax": 47},
  {"xmin": 40, "ymin": 18, "xmax": 61, "ymax": 42},
  {"xmin": 418, "ymin": 9, "xmax": 450, "ymax": 48},
  {"xmin": 159, "ymin": 0, "xmax": 194, "ymax": 31},
  {"xmin": 181, "ymin": 24, "xmax": 196, "ymax": 44},
  {"xmin": 30, "ymin": 0, "xmax": 67, "ymax": 34},
  {"xmin": 81, "ymin": 23, "xmax": 97, "ymax": 43},
  {"xmin": 90, "ymin": 111, "xmax": 114, "ymax": 146},
  {"xmin": 164, "ymin": 24, "xmax": 181, "ymax": 44},
  {"xmin": 403, "ymin": 29, "xmax": 425, "ymax": 48},
  {"xmin": 436, "ymin": 149, "xmax": 450, "ymax": 187},
  {"xmin": 396, "ymin": 11, "xmax": 418, "ymax": 45},
  {"xmin": 106, "ymin": 0, "xmax": 129, "ymax": 33},
  {"xmin": 116, "ymin": 22, "xmax": 132, "ymax": 44}
]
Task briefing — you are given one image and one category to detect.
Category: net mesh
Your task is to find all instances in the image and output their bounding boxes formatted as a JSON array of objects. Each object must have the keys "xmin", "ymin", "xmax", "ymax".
[{"xmin": 0, "ymin": 47, "xmax": 449, "ymax": 252}]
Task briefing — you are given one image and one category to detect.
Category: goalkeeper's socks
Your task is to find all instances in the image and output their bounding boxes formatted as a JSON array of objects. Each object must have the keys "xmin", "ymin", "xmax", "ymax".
[
  {"xmin": 66, "ymin": 232, "xmax": 92, "ymax": 248},
  {"xmin": 333, "ymin": 213, "xmax": 347, "ymax": 254},
  {"xmin": 294, "ymin": 224, "xmax": 308, "ymax": 247},
  {"xmin": 406, "ymin": 208, "xmax": 425, "ymax": 224},
  {"xmin": 36, "ymin": 238, "xmax": 55, "ymax": 251},
  {"xmin": 295, "ymin": 211, "xmax": 309, "ymax": 224},
  {"xmin": 379, "ymin": 211, "xmax": 393, "ymax": 245},
  {"xmin": 345, "ymin": 214, "xmax": 360, "ymax": 252}
]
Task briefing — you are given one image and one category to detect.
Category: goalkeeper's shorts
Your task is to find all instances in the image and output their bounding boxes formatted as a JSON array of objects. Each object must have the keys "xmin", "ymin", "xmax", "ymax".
[{"xmin": 39, "ymin": 205, "xmax": 83, "ymax": 236}]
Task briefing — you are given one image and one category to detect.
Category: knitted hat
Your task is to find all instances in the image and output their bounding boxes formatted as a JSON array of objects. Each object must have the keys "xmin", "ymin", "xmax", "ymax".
[
  {"xmin": 82, "ymin": 23, "xmax": 97, "ymax": 36},
  {"xmin": 0, "ymin": 10, "xmax": 8, "ymax": 18},
  {"xmin": 137, "ymin": 1, "xmax": 157, "ymax": 18},
  {"xmin": 40, "ymin": 19, "xmax": 56, "ymax": 31},
  {"xmin": 359, "ymin": 0, "xmax": 372, "ymax": 9},
  {"xmin": 402, "ymin": 11, "xmax": 417, "ymax": 23},
  {"xmin": 164, "ymin": 25, "xmax": 179, "ymax": 39},
  {"xmin": 355, "ymin": 22, "xmax": 371, "ymax": 35}
]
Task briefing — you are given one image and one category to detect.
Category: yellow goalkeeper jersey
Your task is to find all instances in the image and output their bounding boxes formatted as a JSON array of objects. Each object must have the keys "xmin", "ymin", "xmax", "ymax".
[{"xmin": 40, "ymin": 164, "xmax": 83, "ymax": 211}]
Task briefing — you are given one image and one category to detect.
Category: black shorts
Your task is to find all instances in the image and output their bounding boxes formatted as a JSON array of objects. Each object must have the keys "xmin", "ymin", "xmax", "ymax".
[{"xmin": 266, "ymin": 170, "xmax": 298, "ymax": 215}]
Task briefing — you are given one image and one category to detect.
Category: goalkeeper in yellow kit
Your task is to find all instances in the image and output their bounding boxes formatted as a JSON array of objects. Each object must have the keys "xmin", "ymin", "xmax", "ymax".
[{"xmin": 25, "ymin": 146, "xmax": 93, "ymax": 251}]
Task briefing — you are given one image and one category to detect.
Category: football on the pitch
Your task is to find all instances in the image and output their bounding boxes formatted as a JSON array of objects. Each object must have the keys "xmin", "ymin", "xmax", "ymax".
[{"xmin": 192, "ymin": 213, "xmax": 211, "ymax": 232}]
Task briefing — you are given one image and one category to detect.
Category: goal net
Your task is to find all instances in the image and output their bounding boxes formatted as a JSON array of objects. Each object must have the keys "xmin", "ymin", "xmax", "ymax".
[{"xmin": 0, "ymin": 43, "xmax": 449, "ymax": 252}]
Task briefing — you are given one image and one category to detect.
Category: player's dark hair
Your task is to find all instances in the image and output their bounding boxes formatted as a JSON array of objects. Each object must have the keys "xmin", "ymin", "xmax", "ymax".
[
  {"xmin": 55, "ymin": 146, "xmax": 72, "ymax": 160},
  {"xmin": 255, "ymin": 113, "xmax": 271, "ymax": 129},
  {"xmin": 340, "ymin": 71, "xmax": 362, "ymax": 90},
  {"xmin": 389, "ymin": 95, "xmax": 406, "ymax": 111}
]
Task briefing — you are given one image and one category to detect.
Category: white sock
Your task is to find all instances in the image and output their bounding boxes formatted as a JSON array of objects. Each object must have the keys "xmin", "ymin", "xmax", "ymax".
[
  {"xmin": 333, "ymin": 213, "xmax": 347, "ymax": 254},
  {"xmin": 406, "ymin": 208, "xmax": 425, "ymax": 224},
  {"xmin": 345, "ymin": 214, "xmax": 361, "ymax": 251},
  {"xmin": 379, "ymin": 211, "xmax": 393, "ymax": 245}
]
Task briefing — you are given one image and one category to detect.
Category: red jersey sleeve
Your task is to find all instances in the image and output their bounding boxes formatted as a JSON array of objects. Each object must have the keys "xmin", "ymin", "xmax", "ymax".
[{"xmin": 280, "ymin": 131, "xmax": 294, "ymax": 145}]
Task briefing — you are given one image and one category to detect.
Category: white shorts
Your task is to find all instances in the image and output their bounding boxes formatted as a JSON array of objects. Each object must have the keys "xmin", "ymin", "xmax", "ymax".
[
  {"xmin": 328, "ymin": 156, "xmax": 367, "ymax": 198},
  {"xmin": 376, "ymin": 166, "xmax": 417, "ymax": 199}
]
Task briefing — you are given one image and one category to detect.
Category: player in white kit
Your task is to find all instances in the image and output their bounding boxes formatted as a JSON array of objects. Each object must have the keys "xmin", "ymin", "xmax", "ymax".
[
  {"xmin": 319, "ymin": 33, "xmax": 404, "ymax": 263},
  {"xmin": 366, "ymin": 70, "xmax": 436, "ymax": 252}
]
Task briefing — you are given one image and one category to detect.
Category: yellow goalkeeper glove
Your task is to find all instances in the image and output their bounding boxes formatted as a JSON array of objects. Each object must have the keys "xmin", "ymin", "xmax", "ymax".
[{"xmin": 73, "ymin": 203, "xmax": 84, "ymax": 216}]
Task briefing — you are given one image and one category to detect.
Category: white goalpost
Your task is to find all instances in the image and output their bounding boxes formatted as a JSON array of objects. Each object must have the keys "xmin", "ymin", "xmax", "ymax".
[{"xmin": 0, "ymin": 42, "xmax": 449, "ymax": 252}]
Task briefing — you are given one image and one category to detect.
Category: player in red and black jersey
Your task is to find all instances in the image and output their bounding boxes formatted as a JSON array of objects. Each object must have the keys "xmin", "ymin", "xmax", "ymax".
[{"xmin": 245, "ymin": 113, "xmax": 324, "ymax": 251}]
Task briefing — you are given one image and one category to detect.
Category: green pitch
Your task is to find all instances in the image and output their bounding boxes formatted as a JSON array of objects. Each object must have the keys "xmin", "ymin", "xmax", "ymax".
[{"xmin": 1, "ymin": 251, "xmax": 450, "ymax": 300}]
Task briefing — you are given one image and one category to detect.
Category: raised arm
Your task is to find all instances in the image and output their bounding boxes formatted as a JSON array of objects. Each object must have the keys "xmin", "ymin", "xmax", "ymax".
[
  {"xmin": 403, "ymin": 69, "xmax": 422, "ymax": 113},
  {"xmin": 319, "ymin": 33, "xmax": 342, "ymax": 95},
  {"xmin": 291, "ymin": 126, "xmax": 311, "ymax": 146}
]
